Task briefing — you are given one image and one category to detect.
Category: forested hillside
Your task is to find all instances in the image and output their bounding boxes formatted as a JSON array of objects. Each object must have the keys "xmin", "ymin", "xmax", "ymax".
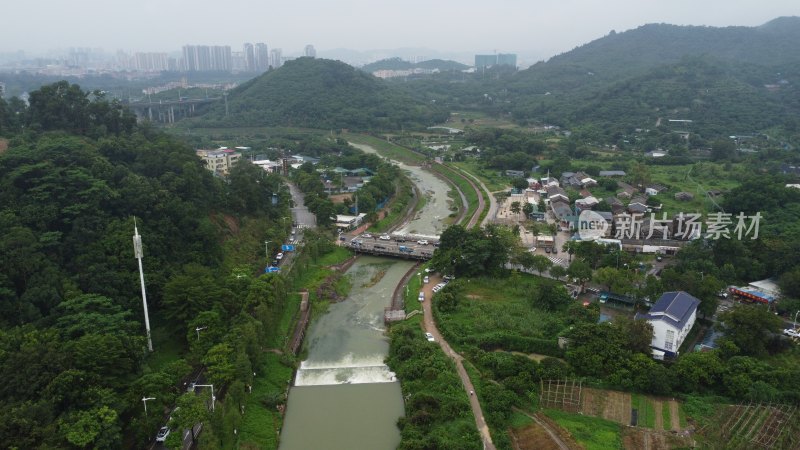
[
  {"xmin": 193, "ymin": 57, "xmax": 449, "ymax": 130},
  {"xmin": 0, "ymin": 82, "xmax": 290, "ymax": 448},
  {"xmin": 361, "ymin": 57, "xmax": 469, "ymax": 73}
]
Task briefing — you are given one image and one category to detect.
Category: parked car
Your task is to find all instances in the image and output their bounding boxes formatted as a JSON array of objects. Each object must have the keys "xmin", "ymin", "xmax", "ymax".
[
  {"xmin": 545, "ymin": 247, "xmax": 551, "ymax": 253},
  {"xmin": 425, "ymin": 268, "xmax": 435, "ymax": 273},
  {"xmin": 418, "ymin": 292, "xmax": 425, "ymax": 302},
  {"xmin": 379, "ymin": 235, "xmax": 391, "ymax": 240},
  {"xmin": 425, "ymin": 332, "xmax": 435, "ymax": 342},
  {"xmin": 423, "ymin": 276, "xmax": 430, "ymax": 284},
  {"xmin": 417, "ymin": 239, "xmax": 429, "ymax": 245},
  {"xmin": 362, "ymin": 233, "xmax": 373, "ymax": 238},
  {"xmin": 156, "ymin": 426, "xmax": 170, "ymax": 443},
  {"xmin": 276, "ymin": 252, "xmax": 284, "ymax": 260}
]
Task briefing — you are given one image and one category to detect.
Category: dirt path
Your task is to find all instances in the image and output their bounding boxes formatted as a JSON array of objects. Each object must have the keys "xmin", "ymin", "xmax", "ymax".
[
  {"xmin": 421, "ymin": 275, "xmax": 496, "ymax": 450},
  {"xmin": 653, "ymin": 399, "xmax": 663, "ymax": 430},
  {"xmin": 669, "ymin": 400, "xmax": 680, "ymax": 431},
  {"xmin": 512, "ymin": 408, "xmax": 575, "ymax": 450}
]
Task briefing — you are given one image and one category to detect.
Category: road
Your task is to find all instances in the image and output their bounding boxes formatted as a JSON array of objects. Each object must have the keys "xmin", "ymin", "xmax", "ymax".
[
  {"xmin": 419, "ymin": 275, "xmax": 496, "ymax": 450},
  {"xmin": 287, "ymin": 182, "xmax": 316, "ymax": 228},
  {"xmin": 346, "ymin": 233, "xmax": 437, "ymax": 257}
]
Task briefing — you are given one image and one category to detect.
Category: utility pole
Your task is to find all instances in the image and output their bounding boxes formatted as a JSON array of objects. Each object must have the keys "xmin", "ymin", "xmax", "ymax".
[
  {"xmin": 142, "ymin": 397, "xmax": 156, "ymax": 416},
  {"xmin": 133, "ymin": 218, "xmax": 153, "ymax": 352},
  {"xmin": 265, "ymin": 240, "xmax": 272, "ymax": 260}
]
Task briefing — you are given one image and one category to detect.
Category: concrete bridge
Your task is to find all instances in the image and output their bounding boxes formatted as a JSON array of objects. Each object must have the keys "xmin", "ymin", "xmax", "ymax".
[
  {"xmin": 125, "ymin": 97, "xmax": 219, "ymax": 123},
  {"xmin": 344, "ymin": 234, "xmax": 437, "ymax": 261}
]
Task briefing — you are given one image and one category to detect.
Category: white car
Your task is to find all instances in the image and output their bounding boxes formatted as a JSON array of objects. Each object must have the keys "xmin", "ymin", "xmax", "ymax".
[
  {"xmin": 423, "ymin": 276, "xmax": 430, "ymax": 284},
  {"xmin": 425, "ymin": 332, "xmax": 435, "ymax": 342},
  {"xmin": 156, "ymin": 426, "xmax": 170, "ymax": 443},
  {"xmin": 425, "ymin": 268, "xmax": 435, "ymax": 273},
  {"xmin": 783, "ymin": 328, "xmax": 800, "ymax": 338},
  {"xmin": 362, "ymin": 233, "xmax": 373, "ymax": 238},
  {"xmin": 418, "ymin": 292, "xmax": 425, "ymax": 302},
  {"xmin": 417, "ymin": 239, "xmax": 429, "ymax": 245},
  {"xmin": 379, "ymin": 235, "xmax": 391, "ymax": 240},
  {"xmin": 276, "ymin": 252, "xmax": 284, "ymax": 260}
]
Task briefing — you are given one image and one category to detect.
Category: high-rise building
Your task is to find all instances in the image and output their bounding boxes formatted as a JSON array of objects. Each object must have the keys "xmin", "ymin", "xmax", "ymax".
[
  {"xmin": 474, "ymin": 53, "xmax": 517, "ymax": 69},
  {"xmin": 133, "ymin": 52, "xmax": 169, "ymax": 71},
  {"xmin": 182, "ymin": 45, "xmax": 232, "ymax": 71},
  {"xmin": 243, "ymin": 43, "xmax": 255, "ymax": 71},
  {"xmin": 255, "ymin": 43, "xmax": 269, "ymax": 71},
  {"xmin": 270, "ymin": 48, "xmax": 283, "ymax": 68},
  {"xmin": 304, "ymin": 44, "xmax": 316, "ymax": 58},
  {"xmin": 496, "ymin": 53, "xmax": 517, "ymax": 68}
]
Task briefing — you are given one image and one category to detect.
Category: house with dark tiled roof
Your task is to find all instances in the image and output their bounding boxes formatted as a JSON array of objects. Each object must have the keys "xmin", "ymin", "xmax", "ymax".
[
  {"xmin": 628, "ymin": 196, "xmax": 648, "ymax": 214},
  {"xmin": 546, "ymin": 185, "xmax": 569, "ymax": 203},
  {"xmin": 636, "ymin": 291, "xmax": 699, "ymax": 358}
]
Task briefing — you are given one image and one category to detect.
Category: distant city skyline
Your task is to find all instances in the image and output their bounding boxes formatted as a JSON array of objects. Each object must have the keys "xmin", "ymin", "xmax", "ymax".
[{"xmin": 1, "ymin": 0, "xmax": 796, "ymax": 64}]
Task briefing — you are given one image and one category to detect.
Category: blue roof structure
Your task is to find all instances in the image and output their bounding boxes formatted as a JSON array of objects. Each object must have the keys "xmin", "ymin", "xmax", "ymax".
[{"xmin": 635, "ymin": 291, "xmax": 699, "ymax": 330}]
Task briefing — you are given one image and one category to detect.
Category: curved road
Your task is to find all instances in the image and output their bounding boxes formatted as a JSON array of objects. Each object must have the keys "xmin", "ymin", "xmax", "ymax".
[{"xmin": 420, "ymin": 276, "xmax": 496, "ymax": 450}]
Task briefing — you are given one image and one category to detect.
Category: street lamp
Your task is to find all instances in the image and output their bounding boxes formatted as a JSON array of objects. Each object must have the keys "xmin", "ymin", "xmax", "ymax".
[
  {"xmin": 142, "ymin": 397, "xmax": 156, "ymax": 416},
  {"xmin": 193, "ymin": 384, "xmax": 215, "ymax": 411},
  {"xmin": 195, "ymin": 326, "xmax": 207, "ymax": 341},
  {"xmin": 265, "ymin": 240, "xmax": 272, "ymax": 260},
  {"xmin": 793, "ymin": 310, "xmax": 800, "ymax": 330}
]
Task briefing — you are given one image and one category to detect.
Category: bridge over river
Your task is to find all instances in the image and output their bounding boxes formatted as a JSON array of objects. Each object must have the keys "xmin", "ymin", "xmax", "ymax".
[{"xmin": 344, "ymin": 234, "xmax": 438, "ymax": 261}]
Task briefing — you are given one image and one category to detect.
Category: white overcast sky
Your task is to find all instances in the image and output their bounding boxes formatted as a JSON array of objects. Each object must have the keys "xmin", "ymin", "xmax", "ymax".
[{"xmin": 2, "ymin": 0, "xmax": 797, "ymax": 59}]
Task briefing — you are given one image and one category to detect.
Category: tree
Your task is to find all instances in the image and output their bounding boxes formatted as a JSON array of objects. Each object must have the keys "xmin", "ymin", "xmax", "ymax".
[
  {"xmin": 594, "ymin": 267, "xmax": 622, "ymax": 291},
  {"xmin": 511, "ymin": 177, "xmax": 529, "ymax": 191},
  {"xmin": 203, "ymin": 343, "xmax": 236, "ymax": 387},
  {"xmin": 522, "ymin": 202, "xmax": 534, "ymax": 219},
  {"xmin": 530, "ymin": 280, "xmax": 572, "ymax": 311},
  {"xmin": 510, "ymin": 201, "xmax": 522, "ymax": 221},
  {"xmin": 567, "ymin": 260, "xmax": 592, "ymax": 290},
  {"xmin": 710, "ymin": 138, "xmax": 736, "ymax": 161},
  {"xmin": 166, "ymin": 393, "xmax": 211, "ymax": 447},
  {"xmin": 549, "ymin": 265, "xmax": 567, "ymax": 281},
  {"xmin": 779, "ymin": 267, "xmax": 800, "ymax": 299},
  {"xmin": 531, "ymin": 255, "xmax": 553, "ymax": 276},
  {"xmin": 718, "ymin": 304, "xmax": 783, "ymax": 357}
]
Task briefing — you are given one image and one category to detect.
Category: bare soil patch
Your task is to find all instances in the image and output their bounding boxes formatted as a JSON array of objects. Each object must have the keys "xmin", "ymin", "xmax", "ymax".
[
  {"xmin": 509, "ymin": 423, "xmax": 563, "ymax": 450},
  {"xmin": 668, "ymin": 400, "xmax": 680, "ymax": 431},
  {"xmin": 653, "ymin": 399, "xmax": 663, "ymax": 430}
]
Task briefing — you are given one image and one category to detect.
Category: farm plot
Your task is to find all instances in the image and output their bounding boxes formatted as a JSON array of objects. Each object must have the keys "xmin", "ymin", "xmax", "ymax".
[{"xmin": 717, "ymin": 403, "xmax": 798, "ymax": 449}]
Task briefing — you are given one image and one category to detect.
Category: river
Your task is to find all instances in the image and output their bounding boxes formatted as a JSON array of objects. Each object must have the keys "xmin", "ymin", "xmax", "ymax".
[{"xmin": 278, "ymin": 142, "xmax": 451, "ymax": 450}]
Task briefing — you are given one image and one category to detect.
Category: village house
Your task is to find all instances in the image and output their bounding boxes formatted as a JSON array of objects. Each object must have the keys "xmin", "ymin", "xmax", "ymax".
[{"xmin": 635, "ymin": 291, "xmax": 700, "ymax": 359}]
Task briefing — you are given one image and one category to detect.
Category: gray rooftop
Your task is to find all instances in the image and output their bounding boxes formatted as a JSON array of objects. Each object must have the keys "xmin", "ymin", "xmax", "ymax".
[{"xmin": 636, "ymin": 291, "xmax": 699, "ymax": 330}]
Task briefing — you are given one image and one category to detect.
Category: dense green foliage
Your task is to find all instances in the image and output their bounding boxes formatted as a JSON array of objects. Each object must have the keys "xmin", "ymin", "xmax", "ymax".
[
  {"xmin": 0, "ymin": 82, "xmax": 296, "ymax": 448},
  {"xmin": 429, "ymin": 224, "xmax": 518, "ymax": 277},
  {"xmin": 386, "ymin": 322, "xmax": 482, "ymax": 450},
  {"xmin": 193, "ymin": 57, "xmax": 449, "ymax": 130}
]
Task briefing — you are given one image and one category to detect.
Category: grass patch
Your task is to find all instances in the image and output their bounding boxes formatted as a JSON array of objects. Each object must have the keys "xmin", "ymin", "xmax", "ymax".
[
  {"xmin": 632, "ymin": 394, "xmax": 656, "ymax": 428},
  {"xmin": 433, "ymin": 274, "xmax": 572, "ymax": 355},
  {"xmin": 451, "ymin": 160, "xmax": 509, "ymax": 192},
  {"xmin": 509, "ymin": 410, "xmax": 535, "ymax": 429},
  {"xmin": 543, "ymin": 409, "xmax": 622, "ymax": 450},
  {"xmin": 662, "ymin": 400, "xmax": 672, "ymax": 431},
  {"xmin": 683, "ymin": 395, "xmax": 724, "ymax": 427},
  {"xmin": 344, "ymin": 133, "xmax": 426, "ymax": 164},
  {"xmin": 430, "ymin": 163, "xmax": 479, "ymax": 225},
  {"xmin": 239, "ymin": 353, "xmax": 294, "ymax": 449},
  {"xmin": 678, "ymin": 402, "xmax": 688, "ymax": 428}
]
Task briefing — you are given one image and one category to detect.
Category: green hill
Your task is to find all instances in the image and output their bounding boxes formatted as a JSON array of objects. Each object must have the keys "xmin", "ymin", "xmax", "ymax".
[
  {"xmin": 500, "ymin": 17, "xmax": 800, "ymax": 139},
  {"xmin": 361, "ymin": 57, "xmax": 469, "ymax": 73},
  {"xmin": 194, "ymin": 57, "xmax": 448, "ymax": 130}
]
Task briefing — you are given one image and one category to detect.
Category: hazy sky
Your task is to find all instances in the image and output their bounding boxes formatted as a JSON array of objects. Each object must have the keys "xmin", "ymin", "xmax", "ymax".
[{"xmin": 3, "ymin": 0, "xmax": 797, "ymax": 60}]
